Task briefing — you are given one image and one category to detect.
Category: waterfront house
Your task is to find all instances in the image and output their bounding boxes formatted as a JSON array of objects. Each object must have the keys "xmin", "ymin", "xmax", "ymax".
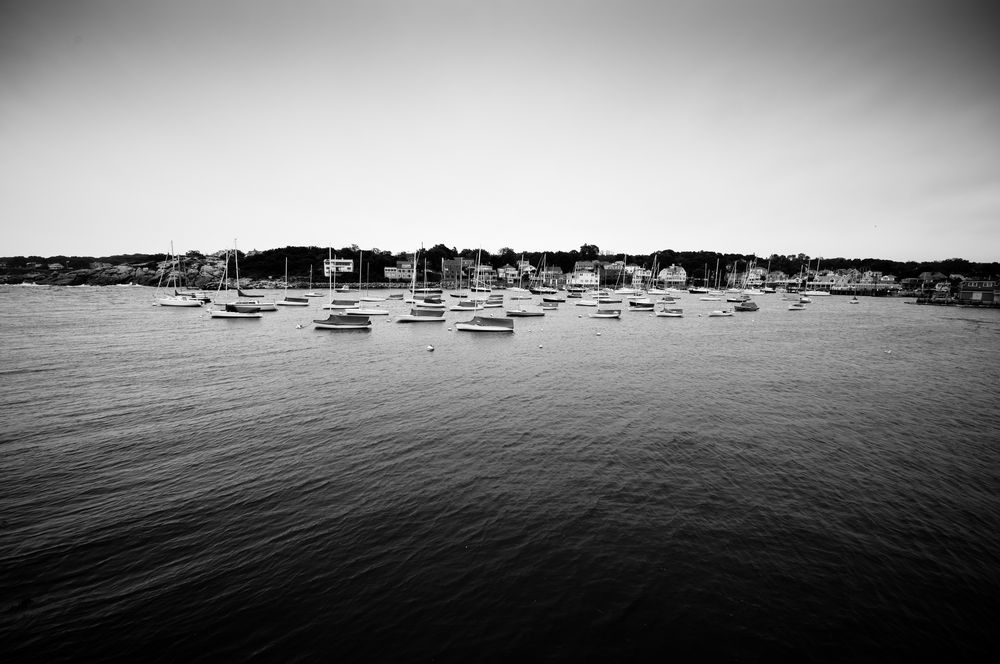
[
  {"xmin": 956, "ymin": 280, "xmax": 997, "ymax": 306},
  {"xmin": 324, "ymin": 257, "xmax": 354, "ymax": 276},
  {"xmin": 539, "ymin": 265, "xmax": 564, "ymax": 288},
  {"xmin": 568, "ymin": 261, "xmax": 601, "ymax": 288},
  {"xmin": 499, "ymin": 264, "xmax": 519, "ymax": 284},
  {"xmin": 384, "ymin": 259, "xmax": 415, "ymax": 282},
  {"xmin": 442, "ymin": 258, "xmax": 473, "ymax": 284},
  {"xmin": 471, "ymin": 263, "xmax": 496, "ymax": 286},
  {"xmin": 657, "ymin": 264, "xmax": 687, "ymax": 289}
]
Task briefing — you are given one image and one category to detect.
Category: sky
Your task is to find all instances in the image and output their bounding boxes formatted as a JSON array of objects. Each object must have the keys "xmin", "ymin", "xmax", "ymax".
[{"xmin": 1, "ymin": 0, "xmax": 998, "ymax": 262}]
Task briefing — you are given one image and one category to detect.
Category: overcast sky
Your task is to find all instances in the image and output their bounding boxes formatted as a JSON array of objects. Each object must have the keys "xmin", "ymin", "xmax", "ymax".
[{"xmin": 2, "ymin": 0, "xmax": 997, "ymax": 261}]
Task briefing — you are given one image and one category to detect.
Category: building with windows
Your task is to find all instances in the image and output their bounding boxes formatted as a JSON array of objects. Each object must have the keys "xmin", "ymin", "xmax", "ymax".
[
  {"xmin": 442, "ymin": 258, "xmax": 474, "ymax": 285},
  {"xmin": 384, "ymin": 260, "xmax": 415, "ymax": 281},
  {"xmin": 323, "ymin": 258, "xmax": 354, "ymax": 276},
  {"xmin": 956, "ymin": 280, "xmax": 997, "ymax": 306},
  {"xmin": 657, "ymin": 264, "xmax": 687, "ymax": 288},
  {"xmin": 567, "ymin": 260, "xmax": 601, "ymax": 288}
]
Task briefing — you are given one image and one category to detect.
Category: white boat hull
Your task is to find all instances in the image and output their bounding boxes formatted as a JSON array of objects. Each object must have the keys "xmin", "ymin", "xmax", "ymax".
[
  {"xmin": 209, "ymin": 310, "xmax": 263, "ymax": 318},
  {"xmin": 455, "ymin": 316, "xmax": 514, "ymax": 332},
  {"xmin": 157, "ymin": 297, "xmax": 202, "ymax": 307}
]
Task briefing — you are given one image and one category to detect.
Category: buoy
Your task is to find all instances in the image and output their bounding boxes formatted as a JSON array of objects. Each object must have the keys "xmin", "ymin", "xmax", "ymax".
[
  {"xmin": 596, "ymin": 332, "xmax": 601, "ymax": 336},
  {"xmin": 538, "ymin": 344, "xmax": 543, "ymax": 348},
  {"xmin": 427, "ymin": 345, "xmax": 434, "ymax": 351}
]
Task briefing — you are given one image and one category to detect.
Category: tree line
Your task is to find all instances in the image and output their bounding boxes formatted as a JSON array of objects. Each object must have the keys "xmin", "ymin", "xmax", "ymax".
[{"xmin": 3, "ymin": 245, "xmax": 997, "ymax": 282}]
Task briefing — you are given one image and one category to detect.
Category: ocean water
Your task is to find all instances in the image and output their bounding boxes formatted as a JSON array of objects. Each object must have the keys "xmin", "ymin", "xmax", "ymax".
[{"xmin": 2, "ymin": 286, "xmax": 998, "ymax": 662}]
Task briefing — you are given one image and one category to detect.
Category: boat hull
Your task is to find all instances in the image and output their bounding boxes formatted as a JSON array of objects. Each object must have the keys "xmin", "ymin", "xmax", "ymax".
[
  {"xmin": 455, "ymin": 316, "xmax": 514, "ymax": 332},
  {"xmin": 209, "ymin": 309, "xmax": 263, "ymax": 318},
  {"xmin": 157, "ymin": 297, "xmax": 202, "ymax": 307},
  {"xmin": 313, "ymin": 314, "xmax": 372, "ymax": 329}
]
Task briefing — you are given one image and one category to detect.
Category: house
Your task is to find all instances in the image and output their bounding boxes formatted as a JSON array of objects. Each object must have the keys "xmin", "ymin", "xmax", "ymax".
[
  {"xmin": 442, "ymin": 258, "xmax": 473, "ymax": 284},
  {"xmin": 499, "ymin": 264, "xmax": 519, "ymax": 284},
  {"xmin": 567, "ymin": 260, "xmax": 601, "ymax": 288},
  {"xmin": 656, "ymin": 264, "xmax": 687, "ymax": 288},
  {"xmin": 956, "ymin": 280, "xmax": 997, "ymax": 306},
  {"xmin": 537, "ymin": 265, "xmax": 564, "ymax": 287},
  {"xmin": 323, "ymin": 258, "xmax": 354, "ymax": 276},
  {"xmin": 384, "ymin": 260, "xmax": 415, "ymax": 281},
  {"xmin": 470, "ymin": 263, "xmax": 495, "ymax": 285}
]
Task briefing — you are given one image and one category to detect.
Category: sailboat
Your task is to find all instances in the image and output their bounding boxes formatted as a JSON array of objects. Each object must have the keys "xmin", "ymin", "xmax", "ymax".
[
  {"xmin": 346, "ymin": 251, "xmax": 389, "ymax": 315},
  {"xmin": 277, "ymin": 257, "xmax": 309, "ymax": 307},
  {"xmin": 589, "ymin": 303, "xmax": 622, "ymax": 318},
  {"xmin": 360, "ymin": 263, "xmax": 386, "ymax": 302},
  {"xmin": 314, "ymin": 246, "xmax": 371, "ymax": 330},
  {"xmin": 304, "ymin": 265, "xmax": 323, "ymax": 297},
  {"xmin": 689, "ymin": 262, "xmax": 710, "ymax": 294},
  {"xmin": 469, "ymin": 248, "xmax": 492, "ymax": 295},
  {"xmin": 209, "ymin": 244, "xmax": 263, "ymax": 318},
  {"xmin": 537, "ymin": 255, "xmax": 566, "ymax": 302},
  {"xmin": 455, "ymin": 316, "xmax": 514, "ymax": 332},
  {"xmin": 407, "ymin": 250, "xmax": 448, "ymax": 309},
  {"xmin": 528, "ymin": 254, "xmax": 558, "ymax": 295},
  {"xmin": 396, "ymin": 307, "xmax": 447, "ymax": 323},
  {"xmin": 214, "ymin": 244, "xmax": 276, "ymax": 311},
  {"xmin": 647, "ymin": 259, "xmax": 665, "ymax": 295},
  {"xmin": 155, "ymin": 243, "xmax": 203, "ymax": 307},
  {"xmin": 322, "ymin": 251, "xmax": 357, "ymax": 310},
  {"xmin": 803, "ymin": 257, "xmax": 832, "ymax": 296},
  {"xmin": 655, "ymin": 304, "xmax": 683, "ymax": 317}
]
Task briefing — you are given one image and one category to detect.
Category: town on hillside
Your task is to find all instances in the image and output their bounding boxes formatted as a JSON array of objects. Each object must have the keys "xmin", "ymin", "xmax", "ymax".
[{"xmin": 2, "ymin": 245, "xmax": 997, "ymax": 305}]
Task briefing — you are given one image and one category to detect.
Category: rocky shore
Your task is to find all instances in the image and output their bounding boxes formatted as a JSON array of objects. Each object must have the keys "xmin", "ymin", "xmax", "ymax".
[
  {"xmin": 0, "ymin": 257, "xmax": 228, "ymax": 288},
  {"xmin": 0, "ymin": 257, "xmax": 409, "ymax": 291}
]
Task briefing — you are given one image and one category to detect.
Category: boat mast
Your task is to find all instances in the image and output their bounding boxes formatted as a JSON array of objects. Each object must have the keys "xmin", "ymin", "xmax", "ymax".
[
  {"xmin": 410, "ymin": 248, "xmax": 419, "ymax": 294},
  {"xmin": 357, "ymin": 249, "xmax": 363, "ymax": 297},
  {"xmin": 234, "ymin": 239, "xmax": 241, "ymax": 294}
]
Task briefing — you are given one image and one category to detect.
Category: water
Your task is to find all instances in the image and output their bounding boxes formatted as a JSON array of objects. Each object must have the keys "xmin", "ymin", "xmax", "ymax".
[{"xmin": 2, "ymin": 286, "xmax": 999, "ymax": 661}]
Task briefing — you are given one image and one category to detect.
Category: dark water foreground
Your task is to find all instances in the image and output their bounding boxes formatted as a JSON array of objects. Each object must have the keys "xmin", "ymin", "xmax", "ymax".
[{"xmin": 2, "ymin": 286, "xmax": 998, "ymax": 662}]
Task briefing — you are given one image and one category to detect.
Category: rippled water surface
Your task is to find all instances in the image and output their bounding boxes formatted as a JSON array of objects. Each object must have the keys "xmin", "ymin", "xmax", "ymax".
[{"xmin": 2, "ymin": 286, "xmax": 999, "ymax": 661}]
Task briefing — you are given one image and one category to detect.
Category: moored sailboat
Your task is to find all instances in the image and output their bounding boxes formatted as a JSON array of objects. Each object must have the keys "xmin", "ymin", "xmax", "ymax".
[
  {"xmin": 396, "ymin": 308, "xmax": 447, "ymax": 323},
  {"xmin": 277, "ymin": 258, "xmax": 309, "ymax": 307},
  {"xmin": 455, "ymin": 316, "xmax": 514, "ymax": 332},
  {"xmin": 155, "ymin": 244, "xmax": 203, "ymax": 307},
  {"xmin": 209, "ymin": 244, "xmax": 263, "ymax": 319}
]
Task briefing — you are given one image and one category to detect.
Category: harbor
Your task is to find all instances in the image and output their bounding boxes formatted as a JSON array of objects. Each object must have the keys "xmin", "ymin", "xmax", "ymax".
[{"xmin": 2, "ymin": 283, "xmax": 998, "ymax": 661}]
